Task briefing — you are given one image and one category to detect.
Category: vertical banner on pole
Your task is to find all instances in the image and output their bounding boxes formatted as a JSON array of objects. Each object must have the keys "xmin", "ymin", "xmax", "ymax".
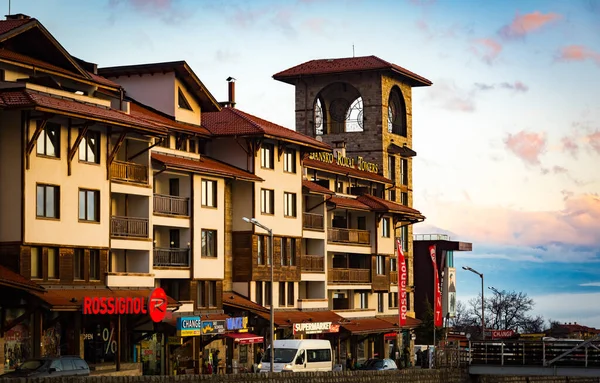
[
  {"xmin": 429, "ymin": 245, "xmax": 443, "ymax": 327},
  {"xmin": 397, "ymin": 239, "xmax": 407, "ymax": 327}
]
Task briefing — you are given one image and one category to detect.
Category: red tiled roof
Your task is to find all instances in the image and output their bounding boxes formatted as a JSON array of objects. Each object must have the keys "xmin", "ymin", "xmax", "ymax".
[
  {"xmin": 302, "ymin": 180, "xmax": 334, "ymax": 195},
  {"xmin": 130, "ymin": 101, "xmax": 210, "ymax": 136},
  {"xmin": 357, "ymin": 194, "xmax": 424, "ymax": 218},
  {"xmin": 202, "ymin": 108, "xmax": 330, "ymax": 151},
  {"xmin": 0, "ymin": 88, "xmax": 166, "ymax": 135},
  {"xmin": 88, "ymin": 71, "xmax": 121, "ymax": 88},
  {"xmin": 327, "ymin": 195, "xmax": 371, "ymax": 211},
  {"xmin": 223, "ymin": 292, "xmax": 269, "ymax": 314},
  {"xmin": 273, "ymin": 55, "xmax": 432, "ymax": 87},
  {"xmin": 304, "ymin": 157, "xmax": 392, "ymax": 184},
  {"xmin": 0, "ymin": 265, "xmax": 44, "ymax": 292},
  {"xmin": 340, "ymin": 318, "xmax": 401, "ymax": 334},
  {"xmin": 0, "ymin": 18, "xmax": 34, "ymax": 35},
  {"xmin": 33, "ymin": 288, "xmax": 179, "ymax": 311},
  {"xmin": 151, "ymin": 152, "xmax": 262, "ymax": 182},
  {"xmin": 377, "ymin": 315, "xmax": 422, "ymax": 329}
]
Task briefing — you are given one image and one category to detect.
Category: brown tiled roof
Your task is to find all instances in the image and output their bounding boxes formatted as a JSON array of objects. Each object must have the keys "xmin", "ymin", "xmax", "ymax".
[
  {"xmin": 88, "ymin": 71, "xmax": 121, "ymax": 88},
  {"xmin": 340, "ymin": 318, "xmax": 401, "ymax": 334},
  {"xmin": 273, "ymin": 55, "xmax": 432, "ymax": 87},
  {"xmin": 303, "ymin": 157, "xmax": 392, "ymax": 184},
  {"xmin": 377, "ymin": 315, "xmax": 422, "ymax": 329},
  {"xmin": 34, "ymin": 288, "xmax": 179, "ymax": 311},
  {"xmin": 130, "ymin": 101, "xmax": 210, "ymax": 136},
  {"xmin": 202, "ymin": 108, "xmax": 330, "ymax": 151},
  {"xmin": 0, "ymin": 18, "xmax": 34, "ymax": 35},
  {"xmin": 357, "ymin": 194, "xmax": 424, "ymax": 218},
  {"xmin": 302, "ymin": 180, "xmax": 334, "ymax": 195},
  {"xmin": 0, "ymin": 88, "xmax": 166, "ymax": 135},
  {"xmin": 0, "ymin": 265, "xmax": 44, "ymax": 292},
  {"xmin": 151, "ymin": 152, "xmax": 262, "ymax": 182},
  {"xmin": 327, "ymin": 196, "xmax": 371, "ymax": 211},
  {"xmin": 258, "ymin": 310, "xmax": 344, "ymax": 327},
  {"xmin": 223, "ymin": 292, "xmax": 269, "ymax": 314}
]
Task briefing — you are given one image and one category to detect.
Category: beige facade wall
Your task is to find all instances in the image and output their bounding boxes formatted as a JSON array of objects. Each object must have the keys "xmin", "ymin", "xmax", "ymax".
[
  {"xmin": 207, "ymin": 138, "xmax": 250, "ymax": 171},
  {"xmin": 0, "ymin": 110, "xmax": 22, "ymax": 242},
  {"xmin": 174, "ymin": 78, "xmax": 201, "ymax": 125}
]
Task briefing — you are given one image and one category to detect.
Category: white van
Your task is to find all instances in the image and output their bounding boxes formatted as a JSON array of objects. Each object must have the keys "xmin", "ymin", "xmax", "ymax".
[{"xmin": 259, "ymin": 339, "xmax": 333, "ymax": 373}]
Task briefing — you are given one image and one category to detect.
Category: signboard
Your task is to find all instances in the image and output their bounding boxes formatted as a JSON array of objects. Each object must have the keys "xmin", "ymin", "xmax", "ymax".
[
  {"xmin": 177, "ymin": 316, "xmax": 203, "ymax": 337},
  {"xmin": 226, "ymin": 317, "xmax": 248, "ymax": 331},
  {"xmin": 201, "ymin": 320, "xmax": 226, "ymax": 335},
  {"xmin": 485, "ymin": 329, "xmax": 515, "ymax": 339},
  {"xmin": 443, "ymin": 267, "xmax": 456, "ymax": 318},
  {"xmin": 167, "ymin": 337, "xmax": 183, "ymax": 345},
  {"xmin": 82, "ymin": 287, "xmax": 167, "ymax": 323},
  {"xmin": 429, "ymin": 246, "xmax": 443, "ymax": 327},
  {"xmin": 293, "ymin": 321, "xmax": 340, "ymax": 335},
  {"xmin": 308, "ymin": 152, "xmax": 379, "ymax": 173},
  {"xmin": 397, "ymin": 239, "xmax": 407, "ymax": 327}
]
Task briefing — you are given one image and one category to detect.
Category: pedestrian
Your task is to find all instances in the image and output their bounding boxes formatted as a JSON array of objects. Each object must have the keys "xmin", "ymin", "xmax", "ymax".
[
  {"xmin": 254, "ymin": 346, "xmax": 264, "ymax": 372},
  {"xmin": 403, "ymin": 344, "xmax": 410, "ymax": 368},
  {"xmin": 416, "ymin": 348, "xmax": 423, "ymax": 367},
  {"xmin": 213, "ymin": 350, "xmax": 220, "ymax": 374}
]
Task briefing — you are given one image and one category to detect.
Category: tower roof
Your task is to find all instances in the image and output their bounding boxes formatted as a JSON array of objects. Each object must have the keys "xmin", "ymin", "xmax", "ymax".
[{"xmin": 273, "ymin": 55, "xmax": 432, "ymax": 87}]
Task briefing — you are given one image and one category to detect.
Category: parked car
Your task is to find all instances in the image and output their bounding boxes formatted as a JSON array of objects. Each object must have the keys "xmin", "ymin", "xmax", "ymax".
[
  {"xmin": 0, "ymin": 356, "xmax": 90, "ymax": 378},
  {"xmin": 259, "ymin": 339, "xmax": 333, "ymax": 372},
  {"xmin": 358, "ymin": 358, "xmax": 398, "ymax": 371}
]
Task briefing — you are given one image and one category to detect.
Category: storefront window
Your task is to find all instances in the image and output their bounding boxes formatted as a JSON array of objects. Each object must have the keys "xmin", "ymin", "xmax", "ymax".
[{"xmin": 3, "ymin": 308, "xmax": 32, "ymax": 371}]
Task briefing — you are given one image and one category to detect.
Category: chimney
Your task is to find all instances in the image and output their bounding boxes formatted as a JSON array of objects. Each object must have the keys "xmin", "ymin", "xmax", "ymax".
[
  {"xmin": 332, "ymin": 140, "xmax": 346, "ymax": 159},
  {"xmin": 226, "ymin": 76, "xmax": 236, "ymax": 108},
  {"xmin": 5, "ymin": 13, "xmax": 30, "ymax": 20}
]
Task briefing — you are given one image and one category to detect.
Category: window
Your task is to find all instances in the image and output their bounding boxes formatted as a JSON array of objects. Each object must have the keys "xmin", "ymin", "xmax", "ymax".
[
  {"xmin": 189, "ymin": 138, "xmax": 196, "ymax": 153},
  {"xmin": 401, "ymin": 226, "xmax": 409, "ymax": 252},
  {"xmin": 389, "ymin": 292, "xmax": 398, "ymax": 308},
  {"xmin": 31, "ymin": 247, "xmax": 42, "ymax": 279},
  {"xmin": 284, "ymin": 192, "xmax": 296, "ymax": 217},
  {"xmin": 48, "ymin": 247, "xmax": 59, "ymax": 279},
  {"xmin": 73, "ymin": 249, "xmax": 84, "ymax": 280},
  {"xmin": 401, "ymin": 192, "xmax": 408, "ymax": 206},
  {"xmin": 255, "ymin": 282, "xmax": 263, "ymax": 305},
  {"xmin": 36, "ymin": 184, "xmax": 60, "ymax": 218},
  {"xmin": 279, "ymin": 282, "xmax": 286, "ymax": 306},
  {"xmin": 201, "ymin": 230, "xmax": 217, "ymax": 257},
  {"xmin": 382, "ymin": 218, "xmax": 390, "ymax": 238},
  {"xmin": 388, "ymin": 87, "xmax": 407, "ymax": 136},
  {"xmin": 257, "ymin": 236, "xmax": 265, "ymax": 265},
  {"xmin": 158, "ymin": 135, "xmax": 170, "ymax": 148},
  {"xmin": 376, "ymin": 255, "xmax": 385, "ymax": 275},
  {"xmin": 390, "ymin": 257, "xmax": 397, "ymax": 272},
  {"xmin": 201, "ymin": 179, "xmax": 217, "ymax": 207},
  {"xmin": 261, "ymin": 189, "xmax": 274, "ymax": 214},
  {"xmin": 283, "ymin": 149, "xmax": 296, "ymax": 173},
  {"xmin": 207, "ymin": 281, "xmax": 217, "ymax": 307},
  {"xmin": 281, "ymin": 238, "xmax": 287, "ymax": 266},
  {"xmin": 407, "ymin": 291, "xmax": 411, "ymax": 312},
  {"xmin": 197, "ymin": 282, "xmax": 206, "ymax": 308},
  {"xmin": 78, "ymin": 130, "xmax": 100, "ymax": 163},
  {"xmin": 336, "ymin": 181, "xmax": 343, "ymax": 193},
  {"xmin": 260, "ymin": 143, "xmax": 274, "ymax": 169},
  {"xmin": 377, "ymin": 292, "xmax": 384, "ymax": 313},
  {"xmin": 90, "ymin": 249, "xmax": 100, "ymax": 280},
  {"xmin": 358, "ymin": 292, "xmax": 368, "ymax": 309},
  {"xmin": 265, "ymin": 281, "xmax": 272, "ymax": 306},
  {"xmin": 289, "ymin": 238, "xmax": 296, "ymax": 266},
  {"xmin": 388, "ymin": 155, "xmax": 396, "ymax": 181},
  {"xmin": 401, "ymin": 159, "xmax": 408, "ymax": 185},
  {"xmin": 175, "ymin": 134, "xmax": 187, "ymax": 151},
  {"xmin": 388, "ymin": 189, "xmax": 396, "ymax": 201},
  {"xmin": 287, "ymin": 282, "xmax": 294, "ymax": 306},
  {"xmin": 357, "ymin": 216, "xmax": 366, "ymax": 230},
  {"xmin": 36, "ymin": 122, "xmax": 60, "ymax": 157},
  {"xmin": 79, "ymin": 189, "xmax": 99, "ymax": 222},
  {"xmin": 178, "ymin": 88, "xmax": 192, "ymax": 110},
  {"xmin": 307, "ymin": 349, "xmax": 331, "ymax": 363},
  {"xmin": 447, "ymin": 250, "xmax": 454, "ymax": 267}
]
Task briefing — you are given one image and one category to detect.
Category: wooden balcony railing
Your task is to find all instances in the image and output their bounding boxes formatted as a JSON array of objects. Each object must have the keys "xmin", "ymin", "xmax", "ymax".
[
  {"xmin": 390, "ymin": 271, "xmax": 398, "ymax": 284},
  {"xmin": 303, "ymin": 212, "xmax": 324, "ymax": 230},
  {"xmin": 301, "ymin": 255, "xmax": 324, "ymax": 272},
  {"xmin": 327, "ymin": 268, "xmax": 371, "ymax": 284},
  {"xmin": 110, "ymin": 216, "xmax": 149, "ymax": 238},
  {"xmin": 154, "ymin": 194, "xmax": 189, "ymax": 216},
  {"xmin": 153, "ymin": 248, "xmax": 190, "ymax": 267},
  {"xmin": 327, "ymin": 228, "xmax": 370, "ymax": 245},
  {"xmin": 110, "ymin": 160, "xmax": 149, "ymax": 184}
]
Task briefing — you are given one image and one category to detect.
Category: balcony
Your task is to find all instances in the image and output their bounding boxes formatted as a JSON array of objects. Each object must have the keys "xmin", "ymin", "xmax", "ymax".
[
  {"xmin": 110, "ymin": 216, "xmax": 149, "ymax": 238},
  {"xmin": 327, "ymin": 268, "xmax": 371, "ymax": 284},
  {"xmin": 390, "ymin": 271, "xmax": 398, "ymax": 284},
  {"xmin": 301, "ymin": 255, "xmax": 324, "ymax": 273},
  {"xmin": 154, "ymin": 194, "xmax": 189, "ymax": 216},
  {"xmin": 153, "ymin": 248, "xmax": 190, "ymax": 267},
  {"xmin": 111, "ymin": 160, "xmax": 149, "ymax": 185},
  {"xmin": 303, "ymin": 212, "xmax": 324, "ymax": 231},
  {"xmin": 328, "ymin": 228, "xmax": 370, "ymax": 245}
]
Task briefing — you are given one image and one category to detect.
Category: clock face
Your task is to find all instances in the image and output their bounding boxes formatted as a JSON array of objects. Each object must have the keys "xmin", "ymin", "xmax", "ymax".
[{"xmin": 329, "ymin": 98, "xmax": 350, "ymax": 122}]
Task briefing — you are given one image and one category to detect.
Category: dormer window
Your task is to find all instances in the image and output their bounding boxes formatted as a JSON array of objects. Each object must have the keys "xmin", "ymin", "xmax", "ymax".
[{"xmin": 178, "ymin": 88, "xmax": 192, "ymax": 110}]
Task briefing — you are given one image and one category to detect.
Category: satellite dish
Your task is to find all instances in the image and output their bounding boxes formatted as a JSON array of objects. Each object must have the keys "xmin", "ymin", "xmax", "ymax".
[{"xmin": 316, "ymin": 136, "xmax": 323, "ymax": 142}]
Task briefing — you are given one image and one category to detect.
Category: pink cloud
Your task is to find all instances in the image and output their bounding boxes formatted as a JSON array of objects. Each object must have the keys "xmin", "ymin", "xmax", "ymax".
[
  {"xmin": 499, "ymin": 11, "xmax": 562, "ymax": 39},
  {"xmin": 303, "ymin": 17, "xmax": 327, "ymax": 34},
  {"xmin": 427, "ymin": 79, "xmax": 476, "ymax": 112},
  {"xmin": 500, "ymin": 81, "xmax": 529, "ymax": 92},
  {"xmin": 471, "ymin": 38, "xmax": 503, "ymax": 64},
  {"xmin": 561, "ymin": 136, "xmax": 580, "ymax": 158},
  {"xmin": 587, "ymin": 131, "xmax": 600, "ymax": 154},
  {"xmin": 504, "ymin": 131, "xmax": 547, "ymax": 165},
  {"xmin": 557, "ymin": 45, "xmax": 600, "ymax": 66},
  {"xmin": 553, "ymin": 166, "xmax": 568, "ymax": 174}
]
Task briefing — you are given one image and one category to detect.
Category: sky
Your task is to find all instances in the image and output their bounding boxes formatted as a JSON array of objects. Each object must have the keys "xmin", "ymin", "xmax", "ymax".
[{"xmin": 12, "ymin": 0, "xmax": 600, "ymax": 328}]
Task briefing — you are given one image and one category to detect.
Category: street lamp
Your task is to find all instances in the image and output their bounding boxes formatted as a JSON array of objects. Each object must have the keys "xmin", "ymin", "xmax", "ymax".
[
  {"xmin": 243, "ymin": 217, "xmax": 274, "ymax": 372},
  {"xmin": 462, "ymin": 266, "xmax": 485, "ymax": 340}
]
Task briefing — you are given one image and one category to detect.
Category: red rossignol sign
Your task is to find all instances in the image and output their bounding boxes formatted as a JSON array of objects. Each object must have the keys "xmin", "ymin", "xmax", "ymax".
[
  {"xmin": 397, "ymin": 239, "xmax": 407, "ymax": 327},
  {"xmin": 429, "ymin": 245, "xmax": 443, "ymax": 327},
  {"xmin": 83, "ymin": 287, "xmax": 167, "ymax": 323}
]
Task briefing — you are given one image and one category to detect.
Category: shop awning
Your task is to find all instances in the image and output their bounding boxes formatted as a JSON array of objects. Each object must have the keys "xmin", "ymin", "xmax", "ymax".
[
  {"xmin": 377, "ymin": 315, "xmax": 422, "ymax": 330},
  {"xmin": 224, "ymin": 332, "xmax": 264, "ymax": 345},
  {"xmin": 258, "ymin": 309, "xmax": 344, "ymax": 328},
  {"xmin": 0, "ymin": 265, "xmax": 45, "ymax": 292},
  {"xmin": 223, "ymin": 292, "xmax": 269, "ymax": 316}
]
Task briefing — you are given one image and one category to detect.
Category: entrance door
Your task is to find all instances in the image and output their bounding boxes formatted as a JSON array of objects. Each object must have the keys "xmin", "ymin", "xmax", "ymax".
[
  {"xmin": 169, "ymin": 178, "xmax": 179, "ymax": 196},
  {"xmin": 169, "ymin": 230, "xmax": 180, "ymax": 248}
]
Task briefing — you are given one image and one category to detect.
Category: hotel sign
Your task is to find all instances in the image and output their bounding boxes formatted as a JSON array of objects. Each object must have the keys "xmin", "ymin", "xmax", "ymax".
[
  {"xmin": 308, "ymin": 152, "xmax": 379, "ymax": 174},
  {"xmin": 293, "ymin": 321, "xmax": 340, "ymax": 335}
]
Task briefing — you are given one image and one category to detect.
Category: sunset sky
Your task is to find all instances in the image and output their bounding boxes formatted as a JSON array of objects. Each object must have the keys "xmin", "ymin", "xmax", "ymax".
[{"xmin": 15, "ymin": 0, "xmax": 600, "ymax": 326}]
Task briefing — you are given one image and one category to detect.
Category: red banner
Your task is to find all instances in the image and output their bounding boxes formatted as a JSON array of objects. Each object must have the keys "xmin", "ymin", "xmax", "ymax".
[
  {"xmin": 429, "ymin": 245, "xmax": 443, "ymax": 327},
  {"xmin": 397, "ymin": 239, "xmax": 407, "ymax": 327}
]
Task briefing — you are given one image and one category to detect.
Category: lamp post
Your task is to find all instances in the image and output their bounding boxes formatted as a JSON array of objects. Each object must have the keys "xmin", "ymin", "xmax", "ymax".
[
  {"xmin": 243, "ymin": 217, "xmax": 274, "ymax": 372},
  {"xmin": 462, "ymin": 266, "xmax": 485, "ymax": 340}
]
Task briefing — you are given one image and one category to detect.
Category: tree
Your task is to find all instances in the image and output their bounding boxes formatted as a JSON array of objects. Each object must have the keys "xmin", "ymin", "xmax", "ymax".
[{"xmin": 415, "ymin": 297, "xmax": 444, "ymax": 345}]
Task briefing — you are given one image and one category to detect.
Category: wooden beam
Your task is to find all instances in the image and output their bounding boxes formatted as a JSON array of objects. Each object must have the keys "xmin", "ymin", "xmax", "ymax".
[
  {"xmin": 107, "ymin": 131, "xmax": 126, "ymax": 167},
  {"xmin": 277, "ymin": 142, "xmax": 286, "ymax": 161},
  {"xmin": 25, "ymin": 117, "xmax": 50, "ymax": 170},
  {"xmin": 127, "ymin": 137, "xmax": 163, "ymax": 161},
  {"xmin": 67, "ymin": 123, "xmax": 90, "ymax": 176}
]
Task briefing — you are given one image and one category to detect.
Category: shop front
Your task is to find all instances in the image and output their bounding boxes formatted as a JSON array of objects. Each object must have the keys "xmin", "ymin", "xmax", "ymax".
[{"xmin": 223, "ymin": 316, "xmax": 263, "ymax": 373}]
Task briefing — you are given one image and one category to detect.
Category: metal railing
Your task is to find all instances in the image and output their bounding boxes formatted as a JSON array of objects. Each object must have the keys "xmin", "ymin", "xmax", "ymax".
[
  {"xmin": 390, "ymin": 271, "xmax": 398, "ymax": 284},
  {"xmin": 110, "ymin": 216, "xmax": 149, "ymax": 238},
  {"xmin": 301, "ymin": 255, "xmax": 324, "ymax": 272},
  {"xmin": 327, "ymin": 268, "xmax": 370, "ymax": 284},
  {"xmin": 303, "ymin": 212, "xmax": 324, "ymax": 230},
  {"xmin": 414, "ymin": 234, "xmax": 451, "ymax": 241},
  {"xmin": 153, "ymin": 248, "xmax": 190, "ymax": 267},
  {"xmin": 327, "ymin": 228, "xmax": 370, "ymax": 245},
  {"xmin": 110, "ymin": 160, "xmax": 148, "ymax": 184},
  {"xmin": 154, "ymin": 194, "xmax": 189, "ymax": 216}
]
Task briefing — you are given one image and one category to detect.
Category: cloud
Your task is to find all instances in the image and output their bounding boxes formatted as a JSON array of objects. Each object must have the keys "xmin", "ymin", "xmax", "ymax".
[
  {"xmin": 580, "ymin": 282, "xmax": 600, "ymax": 287},
  {"xmin": 302, "ymin": 17, "xmax": 327, "ymax": 34},
  {"xmin": 534, "ymin": 292, "xmax": 600, "ymax": 327},
  {"xmin": 215, "ymin": 50, "xmax": 239, "ymax": 63},
  {"xmin": 499, "ymin": 11, "xmax": 562, "ymax": 40},
  {"xmin": 426, "ymin": 79, "xmax": 475, "ymax": 112},
  {"xmin": 561, "ymin": 136, "xmax": 580, "ymax": 158},
  {"xmin": 586, "ymin": 131, "xmax": 600, "ymax": 154},
  {"xmin": 459, "ymin": 243, "xmax": 599, "ymax": 263},
  {"xmin": 556, "ymin": 45, "xmax": 600, "ymax": 66},
  {"xmin": 408, "ymin": 0, "xmax": 436, "ymax": 5},
  {"xmin": 561, "ymin": 190, "xmax": 575, "ymax": 201},
  {"xmin": 552, "ymin": 165, "xmax": 568, "ymax": 174},
  {"xmin": 108, "ymin": 0, "xmax": 189, "ymax": 23},
  {"xmin": 474, "ymin": 83, "xmax": 495, "ymax": 91},
  {"xmin": 500, "ymin": 81, "xmax": 529, "ymax": 92},
  {"xmin": 470, "ymin": 38, "xmax": 503, "ymax": 64},
  {"xmin": 504, "ymin": 131, "xmax": 547, "ymax": 165}
]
